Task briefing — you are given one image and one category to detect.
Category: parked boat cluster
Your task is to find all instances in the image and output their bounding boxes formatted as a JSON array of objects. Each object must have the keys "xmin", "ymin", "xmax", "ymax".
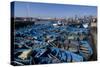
[{"xmin": 13, "ymin": 22, "xmax": 93, "ymax": 65}]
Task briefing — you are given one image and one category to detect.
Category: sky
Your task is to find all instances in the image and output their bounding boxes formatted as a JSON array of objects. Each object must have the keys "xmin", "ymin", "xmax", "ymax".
[{"xmin": 12, "ymin": 1, "xmax": 97, "ymax": 18}]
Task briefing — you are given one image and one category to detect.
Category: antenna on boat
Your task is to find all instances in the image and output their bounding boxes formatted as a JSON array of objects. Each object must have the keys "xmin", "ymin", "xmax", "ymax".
[{"xmin": 27, "ymin": 3, "xmax": 30, "ymax": 18}]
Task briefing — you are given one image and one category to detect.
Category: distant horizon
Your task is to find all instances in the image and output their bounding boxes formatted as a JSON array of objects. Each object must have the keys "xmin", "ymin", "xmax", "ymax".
[
  {"xmin": 12, "ymin": 1, "xmax": 97, "ymax": 18},
  {"xmin": 13, "ymin": 15, "xmax": 97, "ymax": 18}
]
